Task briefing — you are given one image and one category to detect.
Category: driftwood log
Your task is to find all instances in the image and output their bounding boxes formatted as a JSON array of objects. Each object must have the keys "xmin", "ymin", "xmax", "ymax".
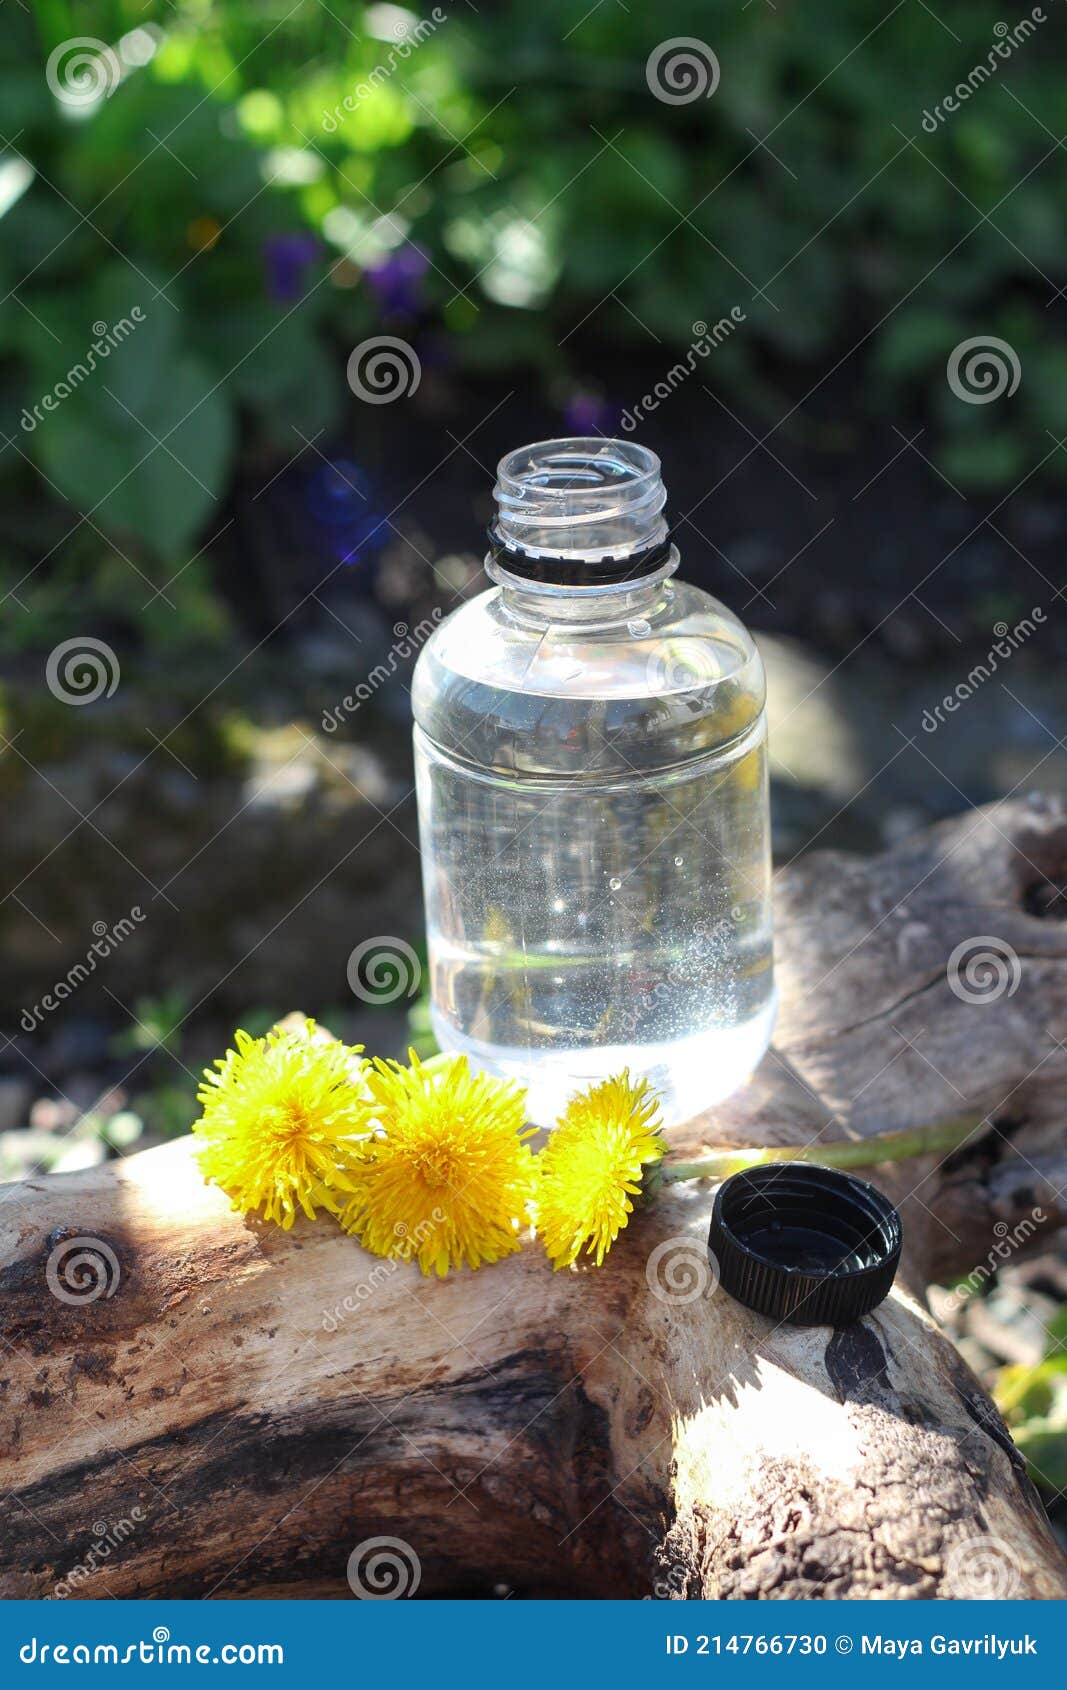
[{"xmin": 2, "ymin": 796, "xmax": 1067, "ymax": 1600}]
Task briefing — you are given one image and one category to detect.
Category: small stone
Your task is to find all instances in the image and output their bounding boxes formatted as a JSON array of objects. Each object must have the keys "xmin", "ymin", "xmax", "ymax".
[{"xmin": 30, "ymin": 1096, "xmax": 79, "ymax": 1134}]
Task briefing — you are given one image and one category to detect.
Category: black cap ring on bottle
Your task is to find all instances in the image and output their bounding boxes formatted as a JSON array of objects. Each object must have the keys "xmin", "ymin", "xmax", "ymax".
[
  {"xmin": 486, "ymin": 523, "xmax": 674, "ymax": 586},
  {"xmin": 708, "ymin": 1163, "xmax": 903, "ymax": 1328}
]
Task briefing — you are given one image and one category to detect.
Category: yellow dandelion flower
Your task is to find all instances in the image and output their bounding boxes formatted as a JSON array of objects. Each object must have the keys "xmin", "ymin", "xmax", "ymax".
[
  {"xmin": 193, "ymin": 1022, "xmax": 370, "ymax": 1228},
  {"xmin": 536, "ymin": 1072, "xmax": 665, "ymax": 1269},
  {"xmin": 339, "ymin": 1052, "xmax": 536, "ymax": 1277}
]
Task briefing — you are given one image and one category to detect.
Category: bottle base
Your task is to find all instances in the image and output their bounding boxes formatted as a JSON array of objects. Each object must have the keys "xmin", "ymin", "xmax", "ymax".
[{"xmin": 429, "ymin": 994, "xmax": 778, "ymax": 1129}]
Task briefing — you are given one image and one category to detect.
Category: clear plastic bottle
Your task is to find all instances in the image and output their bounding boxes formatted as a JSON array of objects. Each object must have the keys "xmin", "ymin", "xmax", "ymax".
[{"xmin": 412, "ymin": 438, "xmax": 775, "ymax": 1125}]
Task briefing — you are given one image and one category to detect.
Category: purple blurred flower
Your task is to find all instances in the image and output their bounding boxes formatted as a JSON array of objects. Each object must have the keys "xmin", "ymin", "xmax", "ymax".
[
  {"xmin": 365, "ymin": 245, "xmax": 430, "ymax": 317},
  {"xmin": 263, "ymin": 233, "xmax": 320, "ymax": 303},
  {"xmin": 562, "ymin": 391, "xmax": 618, "ymax": 435},
  {"xmin": 304, "ymin": 458, "xmax": 387, "ymax": 565}
]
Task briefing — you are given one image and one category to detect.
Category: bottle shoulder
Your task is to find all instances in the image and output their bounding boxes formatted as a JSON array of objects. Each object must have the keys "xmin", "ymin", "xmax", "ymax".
[
  {"xmin": 412, "ymin": 579, "xmax": 766, "ymax": 777},
  {"xmin": 415, "ymin": 580, "xmax": 764, "ymax": 698}
]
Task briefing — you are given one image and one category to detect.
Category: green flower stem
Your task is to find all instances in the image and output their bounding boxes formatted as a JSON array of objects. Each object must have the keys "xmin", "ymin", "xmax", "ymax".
[{"xmin": 660, "ymin": 1112, "xmax": 984, "ymax": 1186}]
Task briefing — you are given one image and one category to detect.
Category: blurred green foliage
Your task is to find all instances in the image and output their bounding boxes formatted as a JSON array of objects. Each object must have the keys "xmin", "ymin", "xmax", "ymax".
[
  {"xmin": 996, "ymin": 1305, "xmax": 1067, "ymax": 1494},
  {"xmin": 3, "ymin": 0, "xmax": 1067, "ymax": 591}
]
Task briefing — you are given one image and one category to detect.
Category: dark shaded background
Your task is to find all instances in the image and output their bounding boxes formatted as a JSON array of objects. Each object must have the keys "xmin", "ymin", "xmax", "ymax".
[{"xmin": 1, "ymin": 1, "xmax": 1065, "ymax": 1502}]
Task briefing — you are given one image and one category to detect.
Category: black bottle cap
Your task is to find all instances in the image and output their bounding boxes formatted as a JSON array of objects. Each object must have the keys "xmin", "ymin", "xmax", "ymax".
[{"xmin": 708, "ymin": 1163, "xmax": 902, "ymax": 1328}]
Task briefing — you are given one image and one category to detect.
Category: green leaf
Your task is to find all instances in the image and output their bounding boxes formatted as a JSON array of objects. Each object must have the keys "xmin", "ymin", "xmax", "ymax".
[{"xmin": 32, "ymin": 351, "xmax": 232, "ymax": 555}]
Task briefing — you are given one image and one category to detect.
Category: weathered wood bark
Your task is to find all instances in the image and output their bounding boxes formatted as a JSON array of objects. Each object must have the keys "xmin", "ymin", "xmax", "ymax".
[{"xmin": 2, "ymin": 796, "xmax": 1067, "ymax": 1600}]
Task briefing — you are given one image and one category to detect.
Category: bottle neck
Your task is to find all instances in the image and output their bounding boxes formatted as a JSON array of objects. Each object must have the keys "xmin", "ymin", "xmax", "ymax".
[
  {"xmin": 487, "ymin": 549, "xmax": 679, "ymax": 627},
  {"xmin": 490, "ymin": 438, "xmax": 669, "ymax": 609}
]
